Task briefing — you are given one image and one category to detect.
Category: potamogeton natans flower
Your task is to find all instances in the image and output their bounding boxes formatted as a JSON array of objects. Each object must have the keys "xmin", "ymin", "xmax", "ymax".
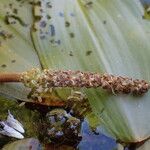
[{"xmin": 21, "ymin": 68, "xmax": 150, "ymax": 99}]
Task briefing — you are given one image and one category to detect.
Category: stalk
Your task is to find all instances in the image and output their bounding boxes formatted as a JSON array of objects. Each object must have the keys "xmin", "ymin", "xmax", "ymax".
[{"xmin": 0, "ymin": 73, "xmax": 21, "ymax": 82}]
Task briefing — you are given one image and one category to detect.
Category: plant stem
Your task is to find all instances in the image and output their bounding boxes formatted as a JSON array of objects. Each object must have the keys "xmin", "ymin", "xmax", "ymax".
[{"xmin": 0, "ymin": 73, "xmax": 21, "ymax": 82}]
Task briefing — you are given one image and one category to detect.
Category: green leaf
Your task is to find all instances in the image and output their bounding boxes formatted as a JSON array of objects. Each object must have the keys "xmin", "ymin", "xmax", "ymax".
[
  {"xmin": 31, "ymin": 0, "xmax": 150, "ymax": 142},
  {"xmin": 0, "ymin": 0, "xmax": 41, "ymax": 101}
]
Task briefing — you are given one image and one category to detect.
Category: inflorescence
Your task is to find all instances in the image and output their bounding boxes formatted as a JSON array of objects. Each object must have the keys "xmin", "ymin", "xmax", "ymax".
[{"xmin": 21, "ymin": 68, "xmax": 150, "ymax": 99}]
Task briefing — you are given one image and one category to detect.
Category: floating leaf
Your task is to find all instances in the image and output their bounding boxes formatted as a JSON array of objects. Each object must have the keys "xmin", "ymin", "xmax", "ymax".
[
  {"xmin": 0, "ymin": 0, "xmax": 41, "ymax": 101},
  {"xmin": 31, "ymin": 0, "xmax": 150, "ymax": 143}
]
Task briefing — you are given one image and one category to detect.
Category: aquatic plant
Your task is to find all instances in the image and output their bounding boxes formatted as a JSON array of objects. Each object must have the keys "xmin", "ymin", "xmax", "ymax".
[{"xmin": 0, "ymin": 0, "xmax": 150, "ymax": 149}]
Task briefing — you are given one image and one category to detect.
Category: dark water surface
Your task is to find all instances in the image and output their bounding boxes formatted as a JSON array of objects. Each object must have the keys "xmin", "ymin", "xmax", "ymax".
[{"xmin": 78, "ymin": 121, "xmax": 117, "ymax": 150}]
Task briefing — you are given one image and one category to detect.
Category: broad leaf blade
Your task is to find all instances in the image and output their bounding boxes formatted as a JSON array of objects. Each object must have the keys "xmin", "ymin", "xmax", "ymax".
[
  {"xmin": 0, "ymin": 0, "xmax": 41, "ymax": 101},
  {"xmin": 31, "ymin": 0, "xmax": 150, "ymax": 142}
]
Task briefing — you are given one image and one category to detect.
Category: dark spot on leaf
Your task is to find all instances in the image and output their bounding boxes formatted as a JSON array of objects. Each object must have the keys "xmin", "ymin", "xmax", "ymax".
[
  {"xmin": 4, "ymin": 15, "xmax": 28, "ymax": 27},
  {"xmin": 40, "ymin": 9, "xmax": 44, "ymax": 13},
  {"xmin": 29, "ymin": 1, "xmax": 34, "ymax": 5},
  {"xmin": 1, "ymin": 64, "xmax": 7, "ymax": 68},
  {"xmin": 34, "ymin": 15, "xmax": 42, "ymax": 22},
  {"xmin": 40, "ymin": 35, "xmax": 46, "ymax": 40},
  {"xmin": 6, "ymin": 12, "xmax": 10, "ymax": 15},
  {"xmin": 50, "ymin": 39, "xmax": 55, "ymax": 44},
  {"xmin": 65, "ymin": 21, "xmax": 70, "ymax": 27},
  {"xmin": 49, "ymin": 39, "xmax": 61, "ymax": 46},
  {"xmin": 34, "ymin": 1, "xmax": 41, "ymax": 6},
  {"xmin": 59, "ymin": 12, "xmax": 64, "ymax": 17},
  {"xmin": 13, "ymin": 8, "xmax": 18, "ymax": 14},
  {"xmin": 9, "ymin": 3, "xmax": 13, "ymax": 9},
  {"xmin": 70, "ymin": 13, "xmax": 75, "ymax": 17},
  {"xmin": 103, "ymin": 20, "xmax": 107, "ymax": 24},
  {"xmin": 11, "ymin": 21, "xmax": 17, "ymax": 24},
  {"xmin": 0, "ymin": 31, "xmax": 13, "ymax": 40},
  {"xmin": 4, "ymin": 16, "xmax": 10, "ymax": 25},
  {"xmin": 69, "ymin": 33, "xmax": 75, "ymax": 38},
  {"xmin": 46, "ymin": 15, "xmax": 51, "ymax": 20},
  {"xmin": 40, "ymin": 21, "xmax": 47, "ymax": 28},
  {"xmin": 46, "ymin": 2, "xmax": 52, "ymax": 8},
  {"xmin": 55, "ymin": 40, "xmax": 61, "ymax": 45},
  {"xmin": 11, "ymin": 60, "xmax": 16, "ymax": 63},
  {"xmin": 50, "ymin": 24, "xmax": 55, "ymax": 36},
  {"xmin": 85, "ymin": 1, "xmax": 93, "ymax": 8},
  {"xmin": 69, "ymin": 51, "xmax": 73, "ymax": 56},
  {"xmin": 86, "ymin": 50, "xmax": 92, "ymax": 56}
]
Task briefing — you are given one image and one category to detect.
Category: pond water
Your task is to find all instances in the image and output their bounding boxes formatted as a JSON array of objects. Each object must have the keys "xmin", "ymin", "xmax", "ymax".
[{"xmin": 78, "ymin": 121, "xmax": 117, "ymax": 150}]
